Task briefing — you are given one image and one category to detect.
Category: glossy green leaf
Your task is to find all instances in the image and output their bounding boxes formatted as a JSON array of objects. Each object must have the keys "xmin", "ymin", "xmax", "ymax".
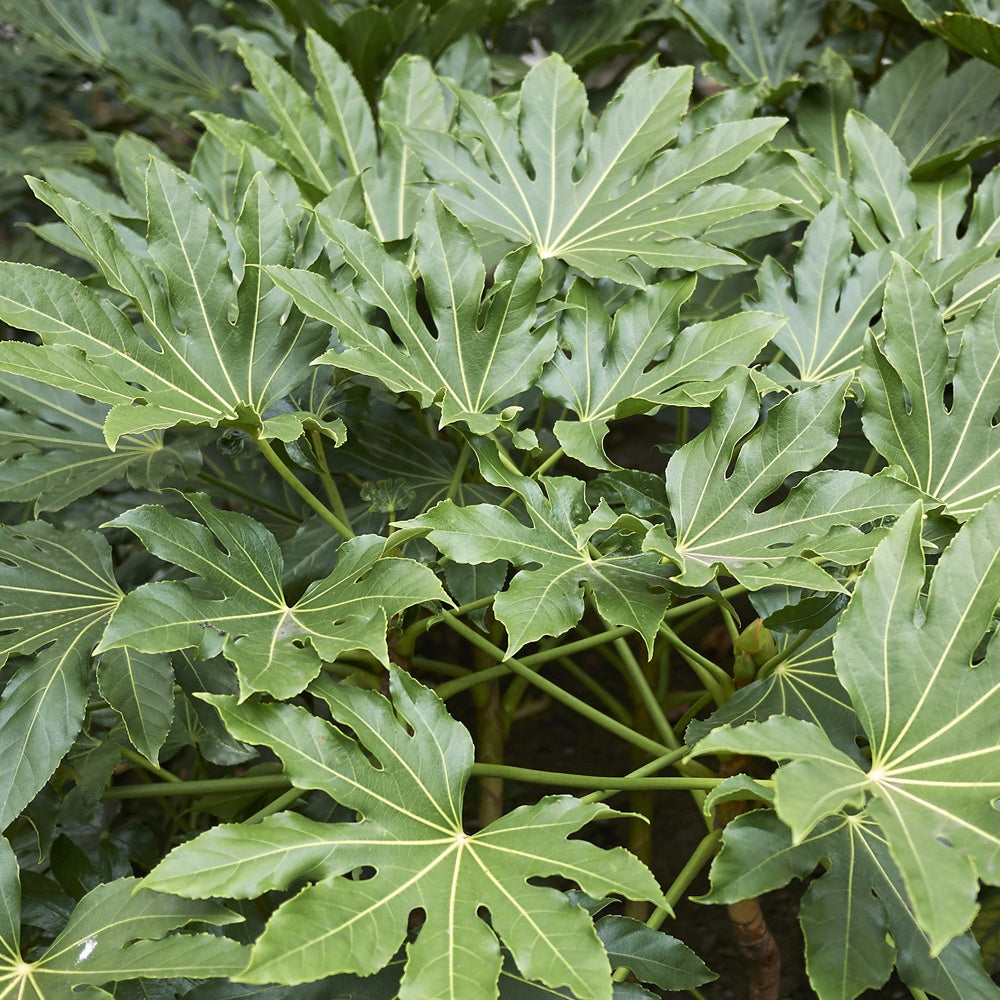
[
  {"xmin": 0, "ymin": 163, "xmax": 326, "ymax": 446},
  {"xmin": 749, "ymin": 200, "xmax": 892, "ymax": 383},
  {"xmin": 703, "ymin": 810, "xmax": 1000, "ymax": 1000},
  {"xmin": 96, "ymin": 649, "xmax": 174, "ymax": 765},
  {"xmin": 693, "ymin": 497, "xmax": 1000, "ymax": 952},
  {"xmin": 595, "ymin": 915, "xmax": 715, "ymax": 992},
  {"xmin": 224, "ymin": 31, "xmax": 446, "ymax": 241},
  {"xmin": 399, "ymin": 473, "xmax": 676, "ymax": 655},
  {"xmin": 0, "ymin": 871, "xmax": 246, "ymax": 1000},
  {"xmin": 0, "ymin": 838, "xmax": 18, "ymax": 964},
  {"xmin": 537, "ymin": 276, "xmax": 782, "ymax": 468},
  {"xmin": 0, "ymin": 374, "xmax": 199, "ymax": 514},
  {"xmin": 865, "ymin": 40, "xmax": 1000, "ymax": 177},
  {"xmin": 404, "ymin": 54, "xmax": 787, "ymax": 283},
  {"xmin": 685, "ymin": 609, "xmax": 857, "ymax": 754},
  {"xmin": 0, "ymin": 523, "xmax": 122, "ymax": 829},
  {"xmin": 796, "ymin": 115, "xmax": 1000, "ymax": 321},
  {"xmin": 98, "ymin": 492, "xmax": 448, "ymax": 699},
  {"xmin": 645, "ymin": 374, "xmax": 917, "ymax": 590},
  {"xmin": 888, "ymin": 1, "xmax": 1000, "ymax": 71},
  {"xmin": 861, "ymin": 258, "xmax": 1000, "ymax": 519},
  {"xmin": 273, "ymin": 196, "xmax": 554, "ymax": 438},
  {"xmin": 671, "ymin": 0, "xmax": 825, "ymax": 99},
  {"xmin": 144, "ymin": 667, "xmax": 663, "ymax": 999}
]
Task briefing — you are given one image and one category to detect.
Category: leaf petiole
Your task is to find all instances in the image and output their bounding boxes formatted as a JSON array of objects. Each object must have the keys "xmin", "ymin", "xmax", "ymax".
[{"xmin": 252, "ymin": 432, "xmax": 355, "ymax": 540}]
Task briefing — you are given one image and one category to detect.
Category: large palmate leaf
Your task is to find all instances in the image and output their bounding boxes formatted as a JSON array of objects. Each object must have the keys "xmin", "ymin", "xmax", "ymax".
[
  {"xmin": 271, "ymin": 196, "xmax": 554, "ymax": 439},
  {"xmin": 0, "ymin": 523, "xmax": 123, "ymax": 830},
  {"xmin": 748, "ymin": 200, "xmax": 892, "ymax": 384},
  {"xmin": 671, "ymin": 0, "xmax": 825, "ymax": 100},
  {"xmin": 0, "ymin": 838, "xmax": 246, "ymax": 1000},
  {"xmin": 0, "ymin": 160, "xmax": 327, "ymax": 446},
  {"xmin": 685, "ymin": 606, "xmax": 858, "ymax": 755},
  {"xmin": 202, "ymin": 31, "xmax": 447, "ymax": 240},
  {"xmin": 864, "ymin": 40, "xmax": 1000, "ymax": 177},
  {"xmin": 398, "ymin": 472, "xmax": 676, "ymax": 655},
  {"xmin": 404, "ymin": 53, "xmax": 787, "ymax": 283},
  {"xmin": 144, "ymin": 668, "xmax": 664, "ymax": 999},
  {"xmin": 536, "ymin": 276, "xmax": 783, "ymax": 468},
  {"xmin": 692, "ymin": 498, "xmax": 1000, "ymax": 953},
  {"xmin": 98, "ymin": 492, "xmax": 447, "ymax": 700},
  {"xmin": 882, "ymin": 0, "xmax": 1000, "ymax": 71},
  {"xmin": 703, "ymin": 810, "xmax": 1000, "ymax": 999},
  {"xmin": 792, "ymin": 112, "xmax": 1000, "ymax": 322},
  {"xmin": 643, "ymin": 374, "xmax": 918, "ymax": 590},
  {"xmin": 0, "ymin": 374, "xmax": 199, "ymax": 515},
  {"xmin": 0, "ymin": 0, "xmax": 244, "ymax": 118},
  {"xmin": 861, "ymin": 258, "xmax": 1000, "ymax": 520}
]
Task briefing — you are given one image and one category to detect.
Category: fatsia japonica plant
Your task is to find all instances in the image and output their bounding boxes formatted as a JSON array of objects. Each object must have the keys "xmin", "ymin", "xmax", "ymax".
[{"xmin": 0, "ymin": 2, "xmax": 999, "ymax": 998}]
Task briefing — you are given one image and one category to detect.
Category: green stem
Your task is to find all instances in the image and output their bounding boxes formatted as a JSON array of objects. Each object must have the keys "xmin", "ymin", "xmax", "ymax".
[
  {"xmin": 720, "ymin": 604, "xmax": 742, "ymax": 650},
  {"xmin": 530, "ymin": 446, "xmax": 564, "ymax": 479},
  {"xmin": 118, "ymin": 745, "xmax": 182, "ymax": 783},
  {"xmin": 557, "ymin": 656, "xmax": 632, "ymax": 725},
  {"xmin": 436, "ymin": 663, "xmax": 512, "ymax": 700},
  {"xmin": 613, "ymin": 638, "xmax": 679, "ymax": 750},
  {"xmin": 103, "ymin": 775, "xmax": 290, "ymax": 800},
  {"xmin": 398, "ymin": 595, "xmax": 496, "ymax": 651},
  {"xmin": 673, "ymin": 692, "xmax": 714, "ymax": 739},
  {"xmin": 470, "ymin": 763, "xmax": 725, "ymax": 792},
  {"xmin": 611, "ymin": 828, "xmax": 722, "ymax": 985},
  {"xmin": 308, "ymin": 428, "xmax": 353, "ymax": 531},
  {"xmin": 446, "ymin": 441, "xmax": 472, "ymax": 501},
  {"xmin": 246, "ymin": 786, "xmax": 302, "ymax": 823},
  {"xmin": 434, "ymin": 625, "xmax": 634, "ymax": 701},
  {"xmin": 253, "ymin": 434, "xmax": 354, "ymax": 540},
  {"xmin": 658, "ymin": 623, "xmax": 735, "ymax": 705},
  {"xmin": 411, "ymin": 656, "xmax": 469, "ymax": 679},
  {"xmin": 676, "ymin": 407, "xmax": 689, "ymax": 448},
  {"xmin": 439, "ymin": 611, "xmax": 673, "ymax": 758},
  {"xmin": 862, "ymin": 446, "xmax": 883, "ymax": 476},
  {"xmin": 662, "ymin": 584, "xmax": 749, "ymax": 622}
]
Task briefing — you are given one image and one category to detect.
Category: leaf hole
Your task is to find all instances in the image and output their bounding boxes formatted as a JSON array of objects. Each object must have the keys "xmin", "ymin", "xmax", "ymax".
[{"xmin": 347, "ymin": 864, "xmax": 377, "ymax": 881}]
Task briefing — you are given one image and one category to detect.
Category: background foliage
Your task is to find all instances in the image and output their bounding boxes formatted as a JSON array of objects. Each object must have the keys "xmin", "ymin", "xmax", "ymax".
[{"xmin": 0, "ymin": 1, "xmax": 999, "ymax": 998}]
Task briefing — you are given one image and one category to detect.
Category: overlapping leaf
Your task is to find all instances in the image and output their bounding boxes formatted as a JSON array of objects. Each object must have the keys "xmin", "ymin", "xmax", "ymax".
[
  {"xmin": 882, "ymin": 0, "xmax": 1000, "ymax": 71},
  {"xmin": 537, "ymin": 276, "xmax": 783, "ymax": 468},
  {"xmin": 399, "ymin": 472, "xmax": 677, "ymax": 654},
  {"xmin": 0, "ymin": 838, "xmax": 246, "ymax": 1000},
  {"xmin": 97, "ymin": 492, "xmax": 447, "ymax": 699},
  {"xmin": 748, "ymin": 200, "xmax": 892, "ymax": 384},
  {"xmin": 403, "ymin": 53, "xmax": 787, "ymax": 284},
  {"xmin": 703, "ymin": 810, "xmax": 1000, "ymax": 999},
  {"xmin": 685, "ymin": 606, "xmax": 858, "ymax": 754},
  {"xmin": 0, "ymin": 374, "xmax": 199, "ymax": 515},
  {"xmin": 0, "ymin": 522, "xmax": 123, "ymax": 829},
  {"xmin": 671, "ymin": 0, "xmax": 825, "ymax": 100},
  {"xmin": 202, "ymin": 30, "xmax": 447, "ymax": 240},
  {"xmin": 0, "ymin": 161, "xmax": 326, "ymax": 446},
  {"xmin": 96, "ymin": 648, "xmax": 174, "ymax": 765},
  {"xmin": 861, "ymin": 258, "xmax": 1000, "ymax": 519},
  {"xmin": 692, "ymin": 498, "xmax": 1000, "ymax": 952},
  {"xmin": 271, "ymin": 196, "xmax": 554, "ymax": 438},
  {"xmin": 644, "ymin": 374, "xmax": 918, "ymax": 590},
  {"xmin": 143, "ymin": 668, "xmax": 664, "ymax": 999},
  {"xmin": 864, "ymin": 40, "xmax": 1000, "ymax": 177},
  {"xmin": 792, "ymin": 112, "xmax": 1000, "ymax": 322}
]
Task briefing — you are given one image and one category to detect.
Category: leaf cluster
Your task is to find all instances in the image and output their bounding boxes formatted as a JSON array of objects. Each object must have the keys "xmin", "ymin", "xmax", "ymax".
[{"xmin": 0, "ymin": 3, "xmax": 999, "ymax": 999}]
